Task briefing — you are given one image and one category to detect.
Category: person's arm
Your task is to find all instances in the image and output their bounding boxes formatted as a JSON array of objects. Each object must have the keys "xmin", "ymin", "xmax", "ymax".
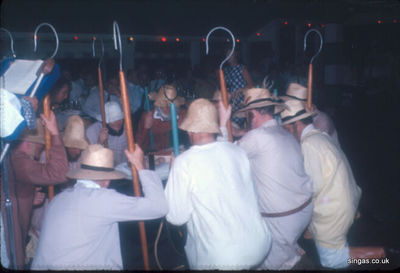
[
  {"xmin": 135, "ymin": 111, "xmax": 152, "ymax": 150},
  {"xmin": 86, "ymin": 145, "xmax": 168, "ymax": 221},
  {"xmin": 15, "ymin": 112, "xmax": 68, "ymax": 185}
]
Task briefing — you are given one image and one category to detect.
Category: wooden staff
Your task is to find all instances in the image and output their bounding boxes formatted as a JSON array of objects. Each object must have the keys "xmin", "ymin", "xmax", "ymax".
[
  {"xmin": 43, "ymin": 94, "xmax": 54, "ymax": 200},
  {"xmin": 307, "ymin": 64, "xmax": 313, "ymax": 109},
  {"xmin": 219, "ymin": 69, "xmax": 233, "ymax": 141},
  {"xmin": 114, "ymin": 21, "xmax": 149, "ymax": 270},
  {"xmin": 304, "ymin": 29, "xmax": 323, "ymax": 110},
  {"xmin": 97, "ymin": 66, "xmax": 108, "ymax": 147}
]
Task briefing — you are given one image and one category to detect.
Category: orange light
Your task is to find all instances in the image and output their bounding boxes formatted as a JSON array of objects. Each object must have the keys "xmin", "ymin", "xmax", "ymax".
[
  {"xmin": 176, "ymin": 37, "xmax": 180, "ymax": 42},
  {"xmin": 377, "ymin": 19, "xmax": 382, "ymax": 24},
  {"xmin": 284, "ymin": 21, "xmax": 288, "ymax": 25},
  {"xmin": 161, "ymin": 37, "xmax": 167, "ymax": 42},
  {"xmin": 236, "ymin": 39, "xmax": 240, "ymax": 43},
  {"xmin": 202, "ymin": 38, "xmax": 206, "ymax": 42},
  {"xmin": 256, "ymin": 32, "xmax": 261, "ymax": 36},
  {"xmin": 307, "ymin": 23, "xmax": 311, "ymax": 27},
  {"xmin": 129, "ymin": 36, "xmax": 134, "ymax": 41},
  {"xmin": 74, "ymin": 35, "xmax": 78, "ymax": 40}
]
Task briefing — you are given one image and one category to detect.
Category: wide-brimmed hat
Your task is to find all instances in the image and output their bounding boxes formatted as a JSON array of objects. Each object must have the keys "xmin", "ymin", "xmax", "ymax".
[
  {"xmin": 280, "ymin": 99, "xmax": 316, "ymax": 125},
  {"xmin": 179, "ymin": 98, "xmax": 220, "ymax": 134},
  {"xmin": 67, "ymin": 144, "xmax": 126, "ymax": 180},
  {"xmin": 62, "ymin": 115, "xmax": 89, "ymax": 150},
  {"xmin": 280, "ymin": 83, "xmax": 307, "ymax": 101},
  {"xmin": 149, "ymin": 85, "xmax": 185, "ymax": 108},
  {"xmin": 18, "ymin": 119, "xmax": 45, "ymax": 144},
  {"xmin": 96, "ymin": 101, "xmax": 124, "ymax": 124},
  {"xmin": 234, "ymin": 88, "xmax": 284, "ymax": 118}
]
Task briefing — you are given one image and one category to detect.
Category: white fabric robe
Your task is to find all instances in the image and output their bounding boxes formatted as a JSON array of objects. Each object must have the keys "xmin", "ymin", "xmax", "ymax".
[{"xmin": 165, "ymin": 141, "xmax": 272, "ymax": 270}]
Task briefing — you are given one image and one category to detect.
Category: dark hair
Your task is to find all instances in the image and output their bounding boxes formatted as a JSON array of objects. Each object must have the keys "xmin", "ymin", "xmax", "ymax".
[
  {"xmin": 254, "ymin": 105, "xmax": 275, "ymax": 116},
  {"xmin": 300, "ymin": 116, "xmax": 314, "ymax": 125},
  {"xmin": 50, "ymin": 76, "xmax": 71, "ymax": 97}
]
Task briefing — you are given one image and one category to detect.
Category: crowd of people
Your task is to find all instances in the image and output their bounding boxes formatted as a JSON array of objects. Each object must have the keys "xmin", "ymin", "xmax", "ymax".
[{"xmin": 1, "ymin": 51, "xmax": 387, "ymax": 270}]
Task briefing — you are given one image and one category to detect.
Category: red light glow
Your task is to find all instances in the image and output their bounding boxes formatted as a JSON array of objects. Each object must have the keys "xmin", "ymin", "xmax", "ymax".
[
  {"xmin": 307, "ymin": 23, "xmax": 311, "ymax": 27},
  {"xmin": 236, "ymin": 39, "xmax": 240, "ymax": 43},
  {"xmin": 74, "ymin": 35, "xmax": 78, "ymax": 40},
  {"xmin": 176, "ymin": 38, "xmax": 180, "ymax": 42},
  {"xmin": 256, "ymin": 32, "xmax": 261, "ymax": 36},
  {"xmin": 284, "ymin": 21, "xmax": 288, "ymax": 25},
  {"xmin": 202, "ymin": 38, "xmax": 206, "ymax": 42},
  {"xmin": 161, "ymin": 37, "xmax": 167, "ymax": 42},
  {"xmin": 377, "ymin": 20, "xmax": 382, "ymax": 24}
]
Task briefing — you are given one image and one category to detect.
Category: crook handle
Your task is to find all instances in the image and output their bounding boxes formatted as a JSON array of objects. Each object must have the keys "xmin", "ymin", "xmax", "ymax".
[
  {"xmin": 34, "ymin": 23, "xmax": 59, "ymax": 59},
  {"xmin": 304, "ymin": 29, "xmax": 323, "ymax": 64},
  {"xmin": 92, "ymin": 38, "xmax": 104, "ymax": 67},
  {"xmin": 205, "ymin": 26, "xmax": 236, "ymax": 70},
  {"xmin": 113, "ymin": 21, "xmax": 123, "ymax": 70},
  {"xmin": 0, "ymin": 28, "xmax": 16, "ymax": 58},
  {"xmin": 162, "ymin": 85, "xmax": 178, "ymax": 102}
]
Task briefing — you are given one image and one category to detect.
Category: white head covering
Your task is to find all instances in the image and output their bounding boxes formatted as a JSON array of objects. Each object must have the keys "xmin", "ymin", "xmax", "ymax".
[{"xmin": 96, "ymin": 101, "xmax": 124, "ymax": 124}]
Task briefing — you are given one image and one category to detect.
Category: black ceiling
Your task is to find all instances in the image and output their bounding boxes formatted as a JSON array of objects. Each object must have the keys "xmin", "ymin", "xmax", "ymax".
[{"xmin": 1, "ymin": 0, "xmax": 399, "ymax": 37}]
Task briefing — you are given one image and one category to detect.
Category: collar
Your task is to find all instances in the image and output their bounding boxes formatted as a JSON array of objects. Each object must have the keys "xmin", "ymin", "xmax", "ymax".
[
  {"xmin": 260, "ymin": 118, "xmax": 278, "ymax": 129},
  {"xmin": 76, "ymin": 179, "xmax": 101, "ymax": 189},
  {"xmin": 153, "ymin": 106, "xmax": 179, "ymax": 122},
  {"xmin": 301, "ymin": 124, "xmax": 315, "ymax": 141}
]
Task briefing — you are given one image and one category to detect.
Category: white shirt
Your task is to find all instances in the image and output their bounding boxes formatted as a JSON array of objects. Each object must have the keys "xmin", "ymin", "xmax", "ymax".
[
  {"xmin": 31, "ymin": 170, "xmax": 168, "ymax": 270},
  {"xmin": 165, "ymin": 141, "xmax": 271, "ymax": 270},
  {"xmin": 86, "ymin": 121, "xmax": 128, "ymax": 166}
]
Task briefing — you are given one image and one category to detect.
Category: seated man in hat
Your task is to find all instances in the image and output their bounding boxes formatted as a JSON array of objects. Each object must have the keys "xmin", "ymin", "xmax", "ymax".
[
  {"xmin": 1, "ymin": 111, "xmax": 68, "ymax": 269},
  {"xmin": 218, "ymin": 88, "xmax": 314, "ymax": 270},
  {"xmin": 136, "ymin": 85, "xmax": 187, "ymax": 153},
  {"xmin": 281, "ymin": 82, "xmax": 340, "ymax": 147},
  {"xmin": 86, "ymin": 101, "xmax": 128, "ymax": 166},
  {"xmin": 31, "ymin": 144, "xmax": 168, "ymax": 270},
  {"xmin": 164, "ymin": 98, "xmax": 272, "ymax": 270},
  {"xmin": 280, "ymin": 99, "xmax": 385, "ymax": 269}
]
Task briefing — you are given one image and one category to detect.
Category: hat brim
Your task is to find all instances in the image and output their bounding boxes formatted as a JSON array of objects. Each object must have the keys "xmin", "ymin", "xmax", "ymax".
[
  {"xmin": 66, "ymin": 168, "xmax": 126, "ymax": 180},
  {"xmin": 281, "ymin": 111, "xmax": 316, "ymax": 125},
  {"xmin": 19, "ymin": 136, "xmax": 46, "ymax": 145},
  {"xmin": 63, "ymin": 138, "xmax": 89, "ymax": 150},
  {"xmin": 279, "ymin": 95, "xmax": 307, "ymax": 102},
  {"xmin": 234, "ymin": 101, "xmax": 284, "ymax": 118}
]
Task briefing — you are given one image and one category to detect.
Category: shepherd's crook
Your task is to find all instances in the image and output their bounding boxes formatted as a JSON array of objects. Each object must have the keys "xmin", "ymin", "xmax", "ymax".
[
  {"xmin": 0, "ymin": 27, "xmax": 16, "ymax": 58},
  {"xmin": 304, "ymin": 29, "xmax": 323, "ymax": 109},
  {"xmin": 92, "ymin": 38, "xmax": 108, "ymax": 147},
  {"xmin": 113, "ymin": 21, "xmax": 150, "ymax": 271},
  {"xmin": 206, "ymin": 26, "xmax": 235, "ymax": 141},
  {"xmin": 43, "ymin": 94, "xmax": 54, "ymax": 200}
]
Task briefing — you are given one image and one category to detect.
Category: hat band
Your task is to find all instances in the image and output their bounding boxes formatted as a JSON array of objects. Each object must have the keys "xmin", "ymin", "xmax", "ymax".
[
  {"xmin": 285, "ymin": 94, "xmax": 306, "ymax": 101},
  {"xmin": 81, "ymin": 164, "xmax": 114, "ymax": 172},
  {"xmin": 281, "ymin": 109, "xmax": 307, "ymax": 122},
  {"xmin": 244, "ymin": 97, "xmax": 275, "ymax": 107}
]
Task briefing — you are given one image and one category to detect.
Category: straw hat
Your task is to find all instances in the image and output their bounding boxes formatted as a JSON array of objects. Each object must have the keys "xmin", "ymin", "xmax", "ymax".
[
  {"xmin": 62, "ymin": 115, "xmax": 89, "ymax": 150},
  {"xmin": 280, "ymin": 83, "xmax": 307, "ymax": 101},
  {"xmin": 96, "ymin": 101, "xmax": 124, "ymax": 124},
  {"xmin": 18, "ymin": 119, "xmax": 45, "ymax": 144},
  {"xmin": 234, "ymin": 88, "xmax": 284, "ymax": 118},
  {"xmin": 149, "ymin": 85, "xmax": 185, "ymax": 108},
  {"xmin": 280, "ymin": 99, "xmax": 316, "ymax": 125},
  {"xmin": 179, "ymin": 98, "xmax": 220, "ymax": 134},
  {"xmin": 67, "ymin": 144, "xmax": 126, "ymax": 180}
]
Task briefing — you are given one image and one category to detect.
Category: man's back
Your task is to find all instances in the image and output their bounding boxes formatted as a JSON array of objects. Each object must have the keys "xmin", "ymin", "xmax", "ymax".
[
  {"xmin": 238, "ymin": 119, "xmax": 313, "ymax": 213},
  {"xmin": 165, "ymin": 141, "xmax": 271, "ymax": 270}
]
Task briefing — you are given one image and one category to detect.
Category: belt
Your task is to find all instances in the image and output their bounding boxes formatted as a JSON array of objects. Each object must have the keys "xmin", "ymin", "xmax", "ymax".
[{"xmin": 261, "ymin": 197, "xmax": 312, "ymax": 218}]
